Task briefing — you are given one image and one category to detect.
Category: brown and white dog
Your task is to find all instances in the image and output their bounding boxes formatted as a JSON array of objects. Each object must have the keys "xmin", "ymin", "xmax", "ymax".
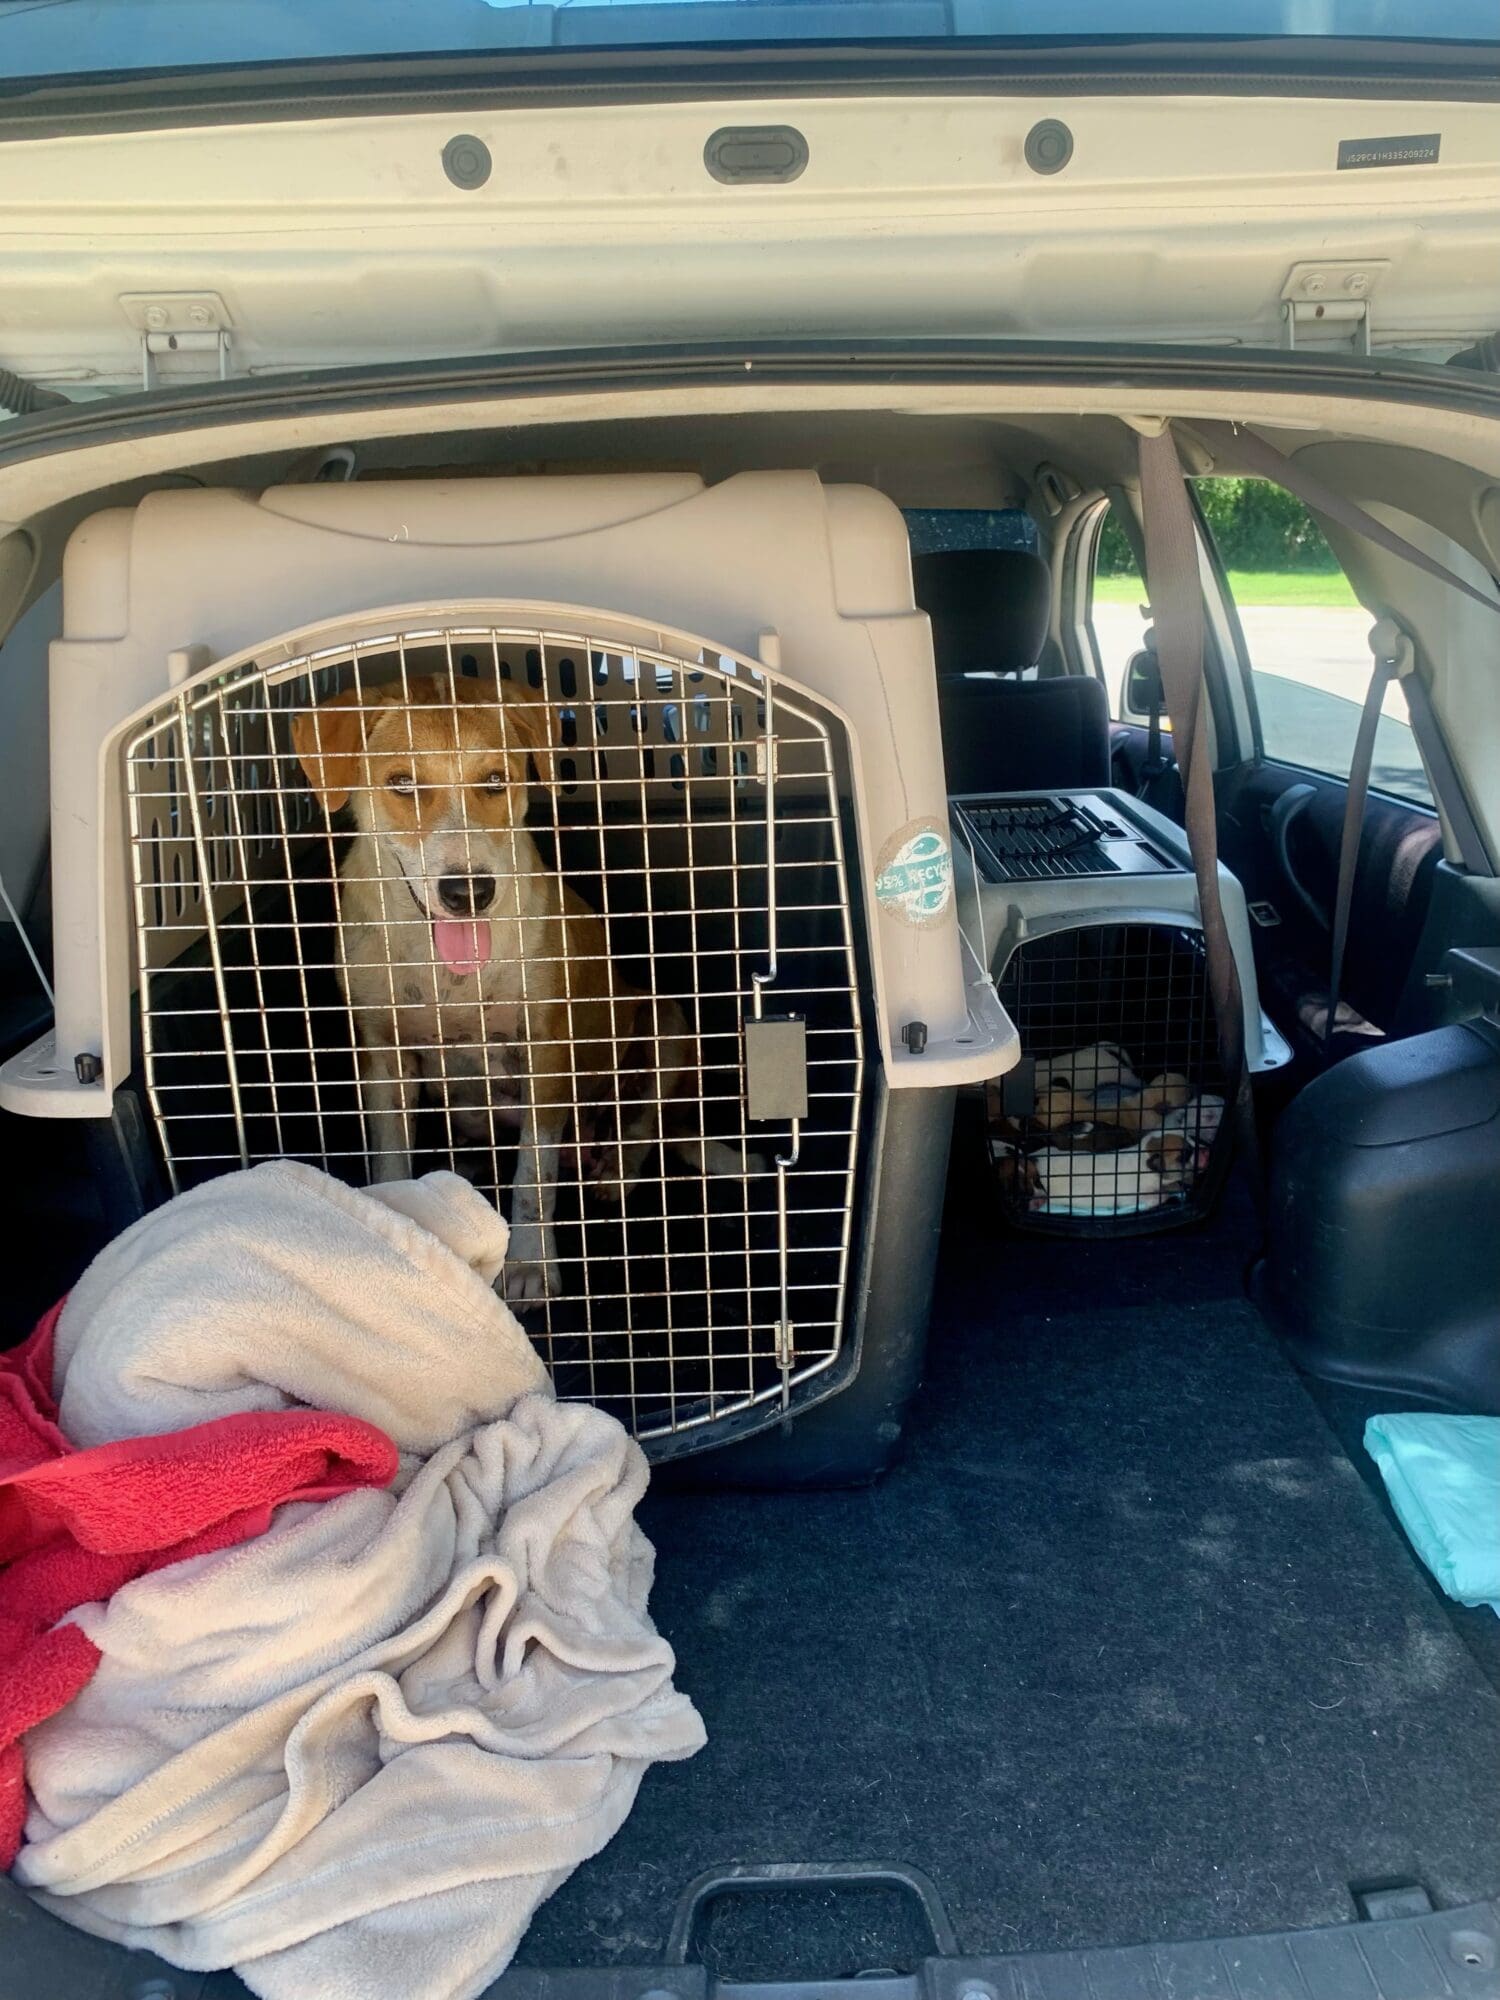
[
  {"xmin": 1027, "ymin": 1127, "xmax": 1200, "ymax": 1215},
  {"xmin": 293, "ymin": 673, "xmax": 752, "ymax": 1306}
]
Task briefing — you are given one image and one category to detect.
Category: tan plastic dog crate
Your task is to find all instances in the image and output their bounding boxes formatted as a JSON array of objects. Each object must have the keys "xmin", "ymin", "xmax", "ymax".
[
  {"xmin": 953, "ymin": 788, "xmax": 1289, "ymax": 1236},
  {"xmin": 1, "ymin": 472, "xmax": 1015, "ymax": 1472}
]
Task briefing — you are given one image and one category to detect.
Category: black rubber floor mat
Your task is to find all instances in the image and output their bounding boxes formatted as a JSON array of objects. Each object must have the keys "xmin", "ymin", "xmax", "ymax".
[{"xmin": 519, "ymin": 1163, "xmax": 1500, "ymax": 1968}]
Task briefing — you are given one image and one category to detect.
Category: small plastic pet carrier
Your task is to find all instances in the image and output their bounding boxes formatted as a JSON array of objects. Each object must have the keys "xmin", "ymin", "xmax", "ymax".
[
  {"xmin": 1, "ymin": 472, "xmax": 1015, "ymax": 1474},
  {"xmin": 953, "ymin": 789, "xmax": 1289, "ymax": 1236}
]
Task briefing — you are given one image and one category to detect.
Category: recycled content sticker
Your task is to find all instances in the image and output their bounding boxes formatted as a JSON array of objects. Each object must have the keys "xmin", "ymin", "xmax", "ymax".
[{"xmin": 873, "ymin": 818, "xmax": 953, "ymax": 927}]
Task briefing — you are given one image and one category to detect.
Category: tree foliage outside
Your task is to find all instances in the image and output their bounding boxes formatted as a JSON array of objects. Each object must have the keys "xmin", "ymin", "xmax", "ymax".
[{"xmin": 1097, "ymin": 476, "xmax": 1341, "ymax": 578}]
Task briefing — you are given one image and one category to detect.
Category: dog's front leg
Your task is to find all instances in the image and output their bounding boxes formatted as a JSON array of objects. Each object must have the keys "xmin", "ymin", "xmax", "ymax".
[
  {"xmin": 504, "ymin": 1084, "xmax": 569, "ymax": 1305},
  {"xmin": 360, "ymin": 1041, "xmax": 419, "ymax": 1184}
]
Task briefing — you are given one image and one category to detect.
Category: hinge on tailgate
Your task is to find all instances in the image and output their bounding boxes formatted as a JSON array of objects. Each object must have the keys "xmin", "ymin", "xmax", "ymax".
[
  {"xmin": 119, "ymin": 292, "xmax": 234, "ymax": 389},
  {"xmin": 1281, "ymin": 261, "xmax": 1389, "ymax": 355}
]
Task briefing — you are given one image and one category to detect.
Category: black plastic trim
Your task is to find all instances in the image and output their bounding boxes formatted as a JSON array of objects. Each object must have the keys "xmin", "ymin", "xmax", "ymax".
[
  {"xmin": 6, "ymin": 1855, "xmax": 1491, "ymax": 2000},
  {"xmin": 1442, "ymin": 943, "xmax": 1500, "ymax": 1019},
  {"xmin": 494, "ymin": 1893, "xmax": 1500, "ymax": 2000},
  {"xmin": 0, "ymin": 37, "xmax": 1497, "ymax": 140},
  {"xmin": 6, "ymin": 342, "xmax": 1500, "ymax": 478},
  {"xmin": 666, "ymin": 1862, "xmax": 961, "ymax": 1962}
]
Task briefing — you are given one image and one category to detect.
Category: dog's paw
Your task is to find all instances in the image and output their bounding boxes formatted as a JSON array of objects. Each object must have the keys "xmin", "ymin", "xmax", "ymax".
[
  {"xmin": 500, "ymin": 1257, "xmax": 559, "ymax": 1308},
  {"xmin": 500, "ymin": 1222, "xmax": 560, "ymax": 1307}
]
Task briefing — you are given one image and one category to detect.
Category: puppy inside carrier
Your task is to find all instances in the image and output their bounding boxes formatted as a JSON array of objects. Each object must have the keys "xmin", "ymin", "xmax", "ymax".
[
  {"xmin": 132, "ymin": 624, "xmax": 880, "ymax": 1424},
  {"xmin": 2, "ymin": 472, "xmax": 1014, "ymax": 1474},
  {"xmin": 953, "ymin": 789, "xmax": 1290, "ymax": 1235},
  {"xmin": 127, "ymin": 626, "xmax": 867, "ymax": 1442}
]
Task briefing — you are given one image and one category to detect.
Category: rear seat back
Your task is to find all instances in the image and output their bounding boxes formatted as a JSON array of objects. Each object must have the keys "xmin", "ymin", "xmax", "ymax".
[{"xmin": 914, "ymin": 548, "xmax": 1111, "ymax": 794}]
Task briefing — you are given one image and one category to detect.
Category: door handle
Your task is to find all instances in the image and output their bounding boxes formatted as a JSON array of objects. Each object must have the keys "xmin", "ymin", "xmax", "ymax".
[{"xmin": 1267, "ymin": 782, "xmax": 1329, "ymax": 931}]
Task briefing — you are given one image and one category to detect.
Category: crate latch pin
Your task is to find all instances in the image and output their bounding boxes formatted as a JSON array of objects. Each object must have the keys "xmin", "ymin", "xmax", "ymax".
[{"xmin": 774, "ymin": 1317, "xmax": 796, "ymax": 1375}]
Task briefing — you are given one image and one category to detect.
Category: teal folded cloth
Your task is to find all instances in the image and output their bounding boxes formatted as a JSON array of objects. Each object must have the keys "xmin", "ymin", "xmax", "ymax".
[{"xmin": 1364, "ymin": 1413, "xmax": 1500, "ymax": 1614}]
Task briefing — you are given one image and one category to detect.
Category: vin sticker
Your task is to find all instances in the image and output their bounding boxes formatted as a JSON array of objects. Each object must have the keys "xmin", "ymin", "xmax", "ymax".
[{"xmin": 1337, "ymin": 134, "xmax": 1440, "ymax": 171}]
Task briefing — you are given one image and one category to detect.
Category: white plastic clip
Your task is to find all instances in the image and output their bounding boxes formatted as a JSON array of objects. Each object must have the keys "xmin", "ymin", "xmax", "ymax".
[{"xmin": 1368, "ymin": 615, "xmax": 1416, "ymax": 680}]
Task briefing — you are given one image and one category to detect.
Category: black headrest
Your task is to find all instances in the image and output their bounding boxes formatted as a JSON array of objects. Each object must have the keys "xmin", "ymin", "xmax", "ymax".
[{"xmin": 913, "ymin": 548, "xmax": 1051, "ymax": 679}]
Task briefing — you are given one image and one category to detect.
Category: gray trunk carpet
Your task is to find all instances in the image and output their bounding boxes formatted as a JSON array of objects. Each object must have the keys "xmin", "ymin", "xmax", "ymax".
[{"xmin": 518, "ymin": 1161, "xmax": 1500, "ymax": 1976}]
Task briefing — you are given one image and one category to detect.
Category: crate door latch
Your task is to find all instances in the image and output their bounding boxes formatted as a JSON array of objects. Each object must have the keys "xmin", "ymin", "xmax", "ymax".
[
  {"xmin": 744, "ymin": 1015, "xmax": 809, "ymax": 1123},
  {"xmin": 744, "ymin": 1013, "xmax": 808, "ymax": 1409}
]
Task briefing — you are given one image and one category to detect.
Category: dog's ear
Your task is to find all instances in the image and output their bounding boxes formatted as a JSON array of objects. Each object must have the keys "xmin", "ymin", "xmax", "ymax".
[{"xmin": 292, "ymin": 685, "xmax": 396, "ymax": 815}]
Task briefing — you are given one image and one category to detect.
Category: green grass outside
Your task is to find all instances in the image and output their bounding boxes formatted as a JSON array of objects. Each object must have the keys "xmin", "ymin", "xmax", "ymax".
[{"xmin": 1094, "ymin": 569, "xmax": 1359, "ymax": 610}]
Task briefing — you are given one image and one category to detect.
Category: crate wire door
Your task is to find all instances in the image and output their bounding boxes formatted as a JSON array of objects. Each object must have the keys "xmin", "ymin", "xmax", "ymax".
[
  {"xmin": 124, "ymin": 624, "xmax": 865, "ymax": 1448},
  {"xmin": 991, "ymin": 920, "xmax": 1229, "ymax": 1235}
]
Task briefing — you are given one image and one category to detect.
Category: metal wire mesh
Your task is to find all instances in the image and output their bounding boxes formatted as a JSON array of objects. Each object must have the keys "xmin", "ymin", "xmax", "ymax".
[
  {"xmin": 124, "ymin": 624, "xmax": 866, "ymax": 1445},
  {"xmin": 989, "ymin": 921, "xmax": 1228, "ymax": 1234}
]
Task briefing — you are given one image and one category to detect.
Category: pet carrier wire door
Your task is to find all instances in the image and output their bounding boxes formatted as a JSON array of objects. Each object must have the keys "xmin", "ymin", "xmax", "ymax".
[
  {"xmin": 952, "ymin": 788, "xmax": 1290, "ymax": 1236},
  {"xmin": 123, "ymin": 623, "xmax": 865, "ymax": 1447},
  {"xmin": 990, "ymin": 921, "xmax": 1230, "ymax": 1234}
]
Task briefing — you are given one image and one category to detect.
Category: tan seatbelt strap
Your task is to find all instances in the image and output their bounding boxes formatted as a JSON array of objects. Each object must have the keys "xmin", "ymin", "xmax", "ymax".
[
  {"xmin": 1196, "ymin": 421, "xmax": 1500, "ymax": 623},
  {"xmin": 1136, "ymin": 429, "xmax": 1247, "ymax": 1090},
  {"xmin": 1324, "ymin": 645, "xmax": 1397, "ymax": 1054}
]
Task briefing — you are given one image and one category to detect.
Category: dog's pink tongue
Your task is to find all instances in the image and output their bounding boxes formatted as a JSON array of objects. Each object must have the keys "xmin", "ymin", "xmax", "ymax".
[{"xmin": 432, "ymin": 918, "xmax": 493, "ymax": 975}]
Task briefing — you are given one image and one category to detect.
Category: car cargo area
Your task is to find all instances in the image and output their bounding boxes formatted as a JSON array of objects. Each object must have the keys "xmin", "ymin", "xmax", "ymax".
[
  {"xmin": 8, "ymin": 1114, "xmax": 1500, "ymax": 1989},
  {"xmin": 2, "ymin": 394, "xmax": 1499, "ymax": 1998},
  {"xmin": 511, "ymin": 1136, "xmax": 1500, "ymax": 1975}
]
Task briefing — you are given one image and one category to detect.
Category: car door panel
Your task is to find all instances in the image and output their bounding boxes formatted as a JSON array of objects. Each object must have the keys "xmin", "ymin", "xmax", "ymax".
[{"xmin": 1216, "ymin": 759, "xmax": 1443, "ymax": 1055}]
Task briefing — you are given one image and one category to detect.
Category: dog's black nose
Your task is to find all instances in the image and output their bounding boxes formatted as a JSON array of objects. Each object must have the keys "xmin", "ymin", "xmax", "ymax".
[{"xmin": 438, "ymin": 873, "xmax": 496, "ymax": 915}]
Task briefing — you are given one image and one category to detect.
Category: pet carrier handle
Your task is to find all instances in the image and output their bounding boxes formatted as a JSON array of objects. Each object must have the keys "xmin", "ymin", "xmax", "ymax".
[{"xmin": 665, "ymin": 1862, "xmax": 961, "ymax": 1965}]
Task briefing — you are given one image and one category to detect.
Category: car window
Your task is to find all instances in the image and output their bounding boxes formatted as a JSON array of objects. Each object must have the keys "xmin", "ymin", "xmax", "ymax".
[
  {"xmin": 904, "ymin": 508, "xmax": 1038, "ymax": 558},
  {"xmin": 3, "ymin": 0, "xmax": 1492, "ymax": 76},
  {"xmin": 1086, "ymin": 503, "xmax": 1150, "ymax": 720},
  {"xmin": 1195, "ymin": 477, "xmax": 1434, "ymax": 810}
]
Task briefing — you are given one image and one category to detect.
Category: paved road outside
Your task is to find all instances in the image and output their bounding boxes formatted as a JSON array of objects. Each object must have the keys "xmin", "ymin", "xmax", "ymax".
[{"xmin": 1093, "ymin": 601, "xmax": 1429, "ymax": 802}]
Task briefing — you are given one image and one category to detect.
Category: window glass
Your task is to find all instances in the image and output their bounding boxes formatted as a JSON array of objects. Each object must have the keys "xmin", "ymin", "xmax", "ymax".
[
  {"xmin": 1195, "ymin": 477, "xmax": 1433, "ymax": 809},
  {"xmin": 1087, "ymin": 505, "xmax": 1149, "ymax": 719},
  {"xmin": 4, "ymin": 1, "xmax": 1491, "ymax": 80},
  {"xmin": 904, "ymin": 509, "xmax": 1038, "ymax": 558}
]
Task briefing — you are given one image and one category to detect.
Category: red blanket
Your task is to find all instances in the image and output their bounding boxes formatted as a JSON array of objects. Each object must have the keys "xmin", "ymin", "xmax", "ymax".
[{"xmin": 0, "ymin": 1300, "xmax": 397, "ymax": 1867}]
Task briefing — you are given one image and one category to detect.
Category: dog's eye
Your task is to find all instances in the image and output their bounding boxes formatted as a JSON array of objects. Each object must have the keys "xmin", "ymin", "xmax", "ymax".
[
  {"xmin": 385, "ymin": 772, "xmax": 416, "ymax": 795},
  {"xmin": 481, "ymin": 770, "xmax": 505, "ymax": 793}
]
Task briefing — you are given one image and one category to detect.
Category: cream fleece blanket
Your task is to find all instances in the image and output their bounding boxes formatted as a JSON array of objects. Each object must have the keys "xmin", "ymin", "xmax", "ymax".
[{"xmin": 15, "ymin": 1161, "xmax": 706, "ymax": 2000}]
